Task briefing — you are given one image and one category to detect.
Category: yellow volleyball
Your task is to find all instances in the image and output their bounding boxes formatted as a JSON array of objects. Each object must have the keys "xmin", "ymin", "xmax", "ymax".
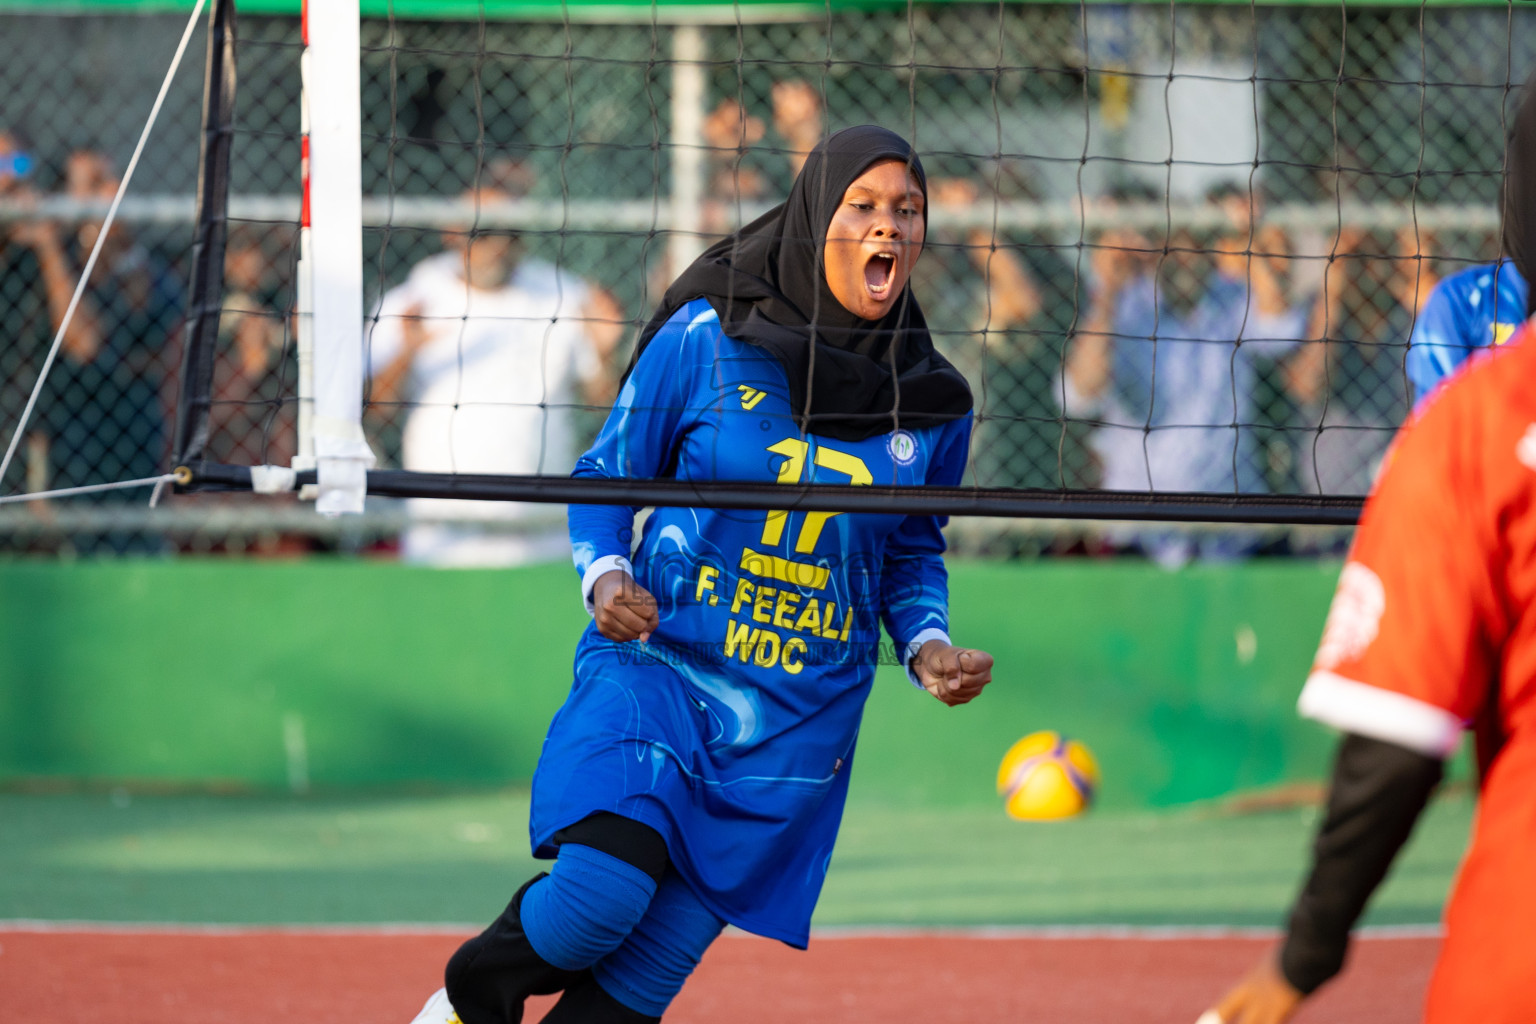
[{"xmin": 996, "ymin": 730, "xmax": 1100, "ymax": 820}]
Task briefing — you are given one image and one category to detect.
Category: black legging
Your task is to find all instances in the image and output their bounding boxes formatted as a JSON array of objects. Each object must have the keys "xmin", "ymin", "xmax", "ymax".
[{"xmin": 445, "ymin": 813, "xmax": 669, "ymax": 1024}]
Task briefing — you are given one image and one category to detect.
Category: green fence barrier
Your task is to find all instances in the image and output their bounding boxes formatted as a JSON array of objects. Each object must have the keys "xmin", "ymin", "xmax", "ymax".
[{"xmin": 0, "ymin": 559, "xmax": 1344, "ymax": 809}]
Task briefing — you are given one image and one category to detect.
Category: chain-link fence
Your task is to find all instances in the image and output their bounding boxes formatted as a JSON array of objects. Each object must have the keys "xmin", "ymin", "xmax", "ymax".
[{"xmin": 1, "ymin": 4, "xmax": 1532, "ymax": 558}]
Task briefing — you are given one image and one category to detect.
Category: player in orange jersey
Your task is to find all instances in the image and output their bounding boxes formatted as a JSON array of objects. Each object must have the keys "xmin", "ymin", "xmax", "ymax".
[
  {"xmin": 1203, "ymin": 331, "xmax": 1536, "ymax": 1019},
  {"xmin": 1199, "ymin": 70, "xmax": 1536, "ymax": 1024}
]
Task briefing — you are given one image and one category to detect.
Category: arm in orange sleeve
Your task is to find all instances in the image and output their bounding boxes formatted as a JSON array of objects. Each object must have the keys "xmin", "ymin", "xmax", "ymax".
[{"xmin": 1282, "ymin": 386, "xmax": 1499, "ymax": 994}]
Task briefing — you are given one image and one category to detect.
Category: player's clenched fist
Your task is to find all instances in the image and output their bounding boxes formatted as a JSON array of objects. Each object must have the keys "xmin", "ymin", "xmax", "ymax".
[
  {"xmin": 913, "ymin": 641, "xmax": 993, "ymax": 707},
  {"xmin": 592, "ymin": 569, "xmax": 660, "ymax": 643}
]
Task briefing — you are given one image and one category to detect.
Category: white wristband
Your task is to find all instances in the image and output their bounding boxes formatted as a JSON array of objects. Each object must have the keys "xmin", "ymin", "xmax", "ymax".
[
  {"xmin": 903, "ymin": 628, "xmax": 952, "ymax": 689},
  {"xmin": 581, "ymin": 555, "xmax": 635, "ymax": 615}
]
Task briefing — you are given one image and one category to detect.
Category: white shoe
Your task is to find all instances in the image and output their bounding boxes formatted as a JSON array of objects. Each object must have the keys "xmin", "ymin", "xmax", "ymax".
[{"xmin": 409, "ymin": 987, "xmax": 462, "ymax": 1024}]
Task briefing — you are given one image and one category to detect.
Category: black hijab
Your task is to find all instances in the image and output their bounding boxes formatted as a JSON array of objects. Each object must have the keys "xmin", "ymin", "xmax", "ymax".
[
  {"xmin": 1504, "ymin": 69, "xmax": 1536, "ymax": 319},
  {"xmin": 630, "ymin": 124, "xmax": 972, "ymax": 443}
]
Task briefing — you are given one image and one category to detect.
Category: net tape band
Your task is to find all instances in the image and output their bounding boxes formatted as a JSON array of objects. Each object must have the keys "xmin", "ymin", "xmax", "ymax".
[{"xmin": 182, "ymin": 463, "xmax": 1364, "ymax": 526}]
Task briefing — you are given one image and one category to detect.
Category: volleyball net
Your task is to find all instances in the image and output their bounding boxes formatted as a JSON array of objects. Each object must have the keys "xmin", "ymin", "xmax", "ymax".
[{"xmin": 2, "ymin": 0, "xmax": 1532, "ymax": 553}]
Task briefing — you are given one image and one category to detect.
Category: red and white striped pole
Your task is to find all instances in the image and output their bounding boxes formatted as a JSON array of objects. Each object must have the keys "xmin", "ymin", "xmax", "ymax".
[{"xmin": 294, "ymin": 0, "xmax": 315, "ymax": 492}]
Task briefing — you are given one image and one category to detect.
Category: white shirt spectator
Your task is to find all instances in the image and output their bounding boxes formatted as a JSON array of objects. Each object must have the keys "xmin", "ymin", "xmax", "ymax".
[{"xmin": 368, "ymin": 251, "xmax": 604, "ymax": 567}]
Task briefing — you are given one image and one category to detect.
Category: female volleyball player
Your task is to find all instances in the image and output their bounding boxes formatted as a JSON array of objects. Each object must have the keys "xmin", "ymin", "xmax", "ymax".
[{"xmin": 409, "ymin": 125, "xmax": 994, "ymax": 1024}]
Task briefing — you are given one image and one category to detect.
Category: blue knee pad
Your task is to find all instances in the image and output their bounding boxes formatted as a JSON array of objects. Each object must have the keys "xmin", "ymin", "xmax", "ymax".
[
  {"xmin": 592, "ymin": 873, "xmax": 727, "ymax": 1017},
  {"xmin": 521, "ymin": 844, "xmax": 659, "ymax": 971}
]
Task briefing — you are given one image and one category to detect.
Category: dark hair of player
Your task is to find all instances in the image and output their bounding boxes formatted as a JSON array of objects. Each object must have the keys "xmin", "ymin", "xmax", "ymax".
[{"xmin": 1501, "ymin": 68, "xmax": 1536, "ymax": 318}]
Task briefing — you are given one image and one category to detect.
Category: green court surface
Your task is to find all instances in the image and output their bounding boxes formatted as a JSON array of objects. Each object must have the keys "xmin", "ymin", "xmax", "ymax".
[
  {"xmin": 0, "ymin": 788, "xmax": 1470, "ymax": 929},
  {"xmin": 0, "ymin": 559, "xmax": 1474, "ymax": 934}
]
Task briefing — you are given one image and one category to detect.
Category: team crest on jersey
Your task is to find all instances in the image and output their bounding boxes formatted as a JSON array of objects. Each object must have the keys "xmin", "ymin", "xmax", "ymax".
[
  {"xmin": 1517, "ymin": 424, "xmax": 1536, "ymax": 472},
  {"xmin": 887, "ymin": 430, "xmax": 918, "ymax": 466},
  {"xmin": 1315, "ymin": 562, "xmax": 1386, "ymax": 671}
]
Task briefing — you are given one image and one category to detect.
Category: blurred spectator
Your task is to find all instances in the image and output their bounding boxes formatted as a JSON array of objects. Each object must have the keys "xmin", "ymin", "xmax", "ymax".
[
  {"xmin": 63, "ymin": 151, "xmax": 184, "ymax": 400},
  {"xmin": 0, "ymin": 130, "xmax": 32, "ymax": 183},
  {"xmin": 769, "ymin": 79, "xmax": 824, "ymax": 184},
  {"xmin": 3, "ymin": 151, "xmax": 168, "ymax": 483},
  {"xmin": 701, "ymin": 97, "xmax": 770, "ymax": 232},
  {"xmin": 653, "ymin": 84, "xmax": 821, "ymax": 298},
  {"xmin": 367, "ymin": 186, "xmax": 624, "ymax": 567},
  {"xmin": 1208, "ymin": 182, "xmax": 1315, "ymax": 496},
  {"xmin": 1, "ymin": 127, "xmax": 51, "ymax": 498},
  {"xmin": 1061, "ymin": 187, "xmax": 1310, "ymax": 562},
  {"xmin": 694, "ymin": 96, "xmax": 776, "ymax": 255},
  {"xmin": 0, "ymin": 143, "xmax": 176, "ymax": 552},
  {"xmin": 918, "ymin": 171, "xmax": 1092, "ymax": 490},
  {"xmin": 921, "ymin": 176, "xmax": 1042, "ymax": 387},
  {"xmin": 206, "ymin": 225, "xmax": 296, "ymax": 469},
  {"xmin": 1286, "ymin": 227, "xmax": 1418, "ymax": 495}
]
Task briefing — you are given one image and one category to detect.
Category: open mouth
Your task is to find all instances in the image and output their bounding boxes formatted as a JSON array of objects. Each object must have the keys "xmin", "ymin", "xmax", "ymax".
[{"xmin": 863, "ymin": 252, "xmax": 897, "ymax": 297}]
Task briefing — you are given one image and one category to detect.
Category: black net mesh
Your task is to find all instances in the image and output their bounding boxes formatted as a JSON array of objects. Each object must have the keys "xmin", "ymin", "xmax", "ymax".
[{"xmin": 1, "ymin": 3, "xmax": 1532, "ymax": 555}]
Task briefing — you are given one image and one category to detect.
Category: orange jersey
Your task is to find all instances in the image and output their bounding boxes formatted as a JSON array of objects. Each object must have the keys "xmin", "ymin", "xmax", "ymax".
[{"xmin": 1297, "ymin": 325, "xmax": 1536, "ymax": 1023}]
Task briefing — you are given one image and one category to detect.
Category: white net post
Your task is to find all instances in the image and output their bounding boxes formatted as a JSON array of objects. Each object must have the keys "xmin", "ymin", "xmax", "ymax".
[
  {"xmin": 668, "ymin": 23, "xmax": 708, "ymax": 277},
  {"xmin": 299, "ymin": 0, "xmax": 374, "ymax": 515}
]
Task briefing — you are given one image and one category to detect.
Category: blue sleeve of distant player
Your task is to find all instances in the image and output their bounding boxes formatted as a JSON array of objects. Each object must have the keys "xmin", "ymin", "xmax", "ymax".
[
  {"xmin": 880, "ymin": 414, "xmax": 971, "ymax": 683},
  {"xmin": 569, "ymin": 307, "xmax": 699, "ymax": 579},
  {"xmin": 1405, "ymin": 282, "xmax": 1472, "ymax": 405}
]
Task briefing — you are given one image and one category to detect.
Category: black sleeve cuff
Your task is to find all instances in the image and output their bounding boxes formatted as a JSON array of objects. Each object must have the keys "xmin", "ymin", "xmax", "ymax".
[{"xmin": 1279, "ymin": 732, "xmax": 1442, "ymax": 995}]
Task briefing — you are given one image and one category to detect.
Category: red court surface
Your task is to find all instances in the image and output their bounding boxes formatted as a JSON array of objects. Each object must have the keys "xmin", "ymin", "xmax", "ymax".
[{"xmin": 0, "ymin": 927, "xmax": 1437, "ymax": 1023}]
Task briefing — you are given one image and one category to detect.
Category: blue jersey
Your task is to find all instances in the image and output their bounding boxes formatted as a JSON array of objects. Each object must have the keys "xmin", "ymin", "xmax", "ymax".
[
  {"xmin": 1406, "ymin": 259, "xmax": 1528, "ymax": 404},
  {"xmin": 531, "ymin": 298, "xmax": 971, "ymax": 947}
]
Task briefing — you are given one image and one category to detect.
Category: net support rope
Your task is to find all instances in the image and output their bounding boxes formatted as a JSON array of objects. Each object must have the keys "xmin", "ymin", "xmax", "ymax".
[
  {"xmin": 0, "ymin": 475, "xmax": 179, "ymax": 507},
  {"xmin": 0, "ymin": 0, "xmax": 208, "ymax": 496}
]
